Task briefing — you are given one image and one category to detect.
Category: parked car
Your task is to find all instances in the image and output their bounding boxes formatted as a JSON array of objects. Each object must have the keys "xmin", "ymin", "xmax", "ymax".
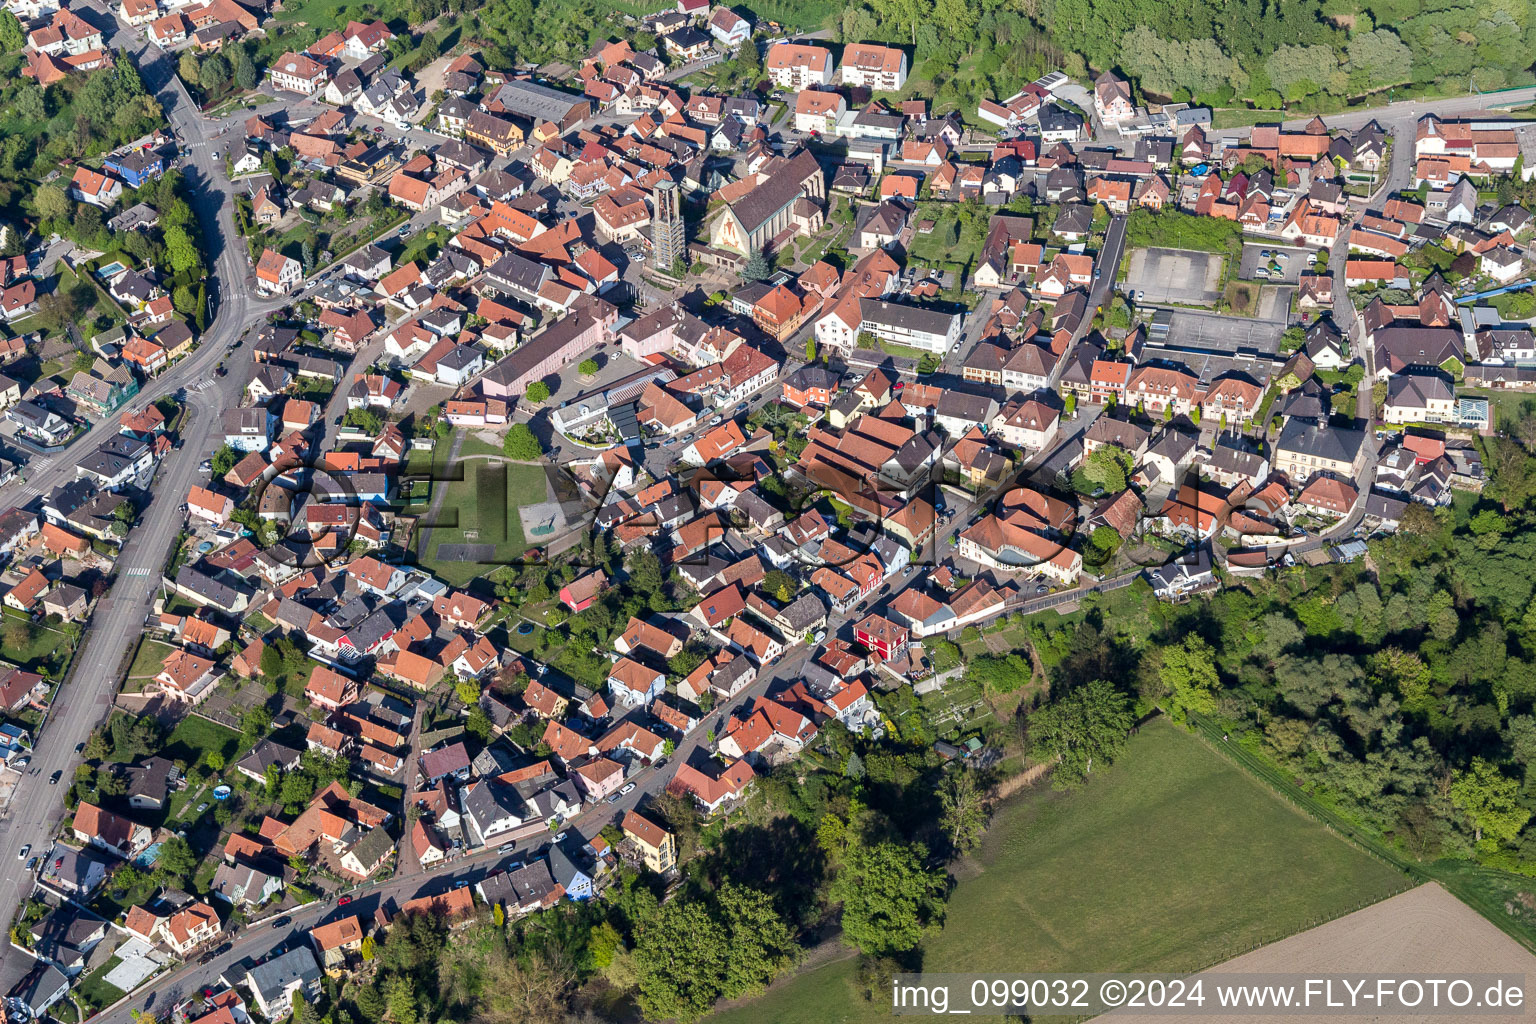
[
  {"xmin": 270, "ymin": 916, "xmax": 291, "ymax": 929},
  {"xmin": 553, "ymin": 831, "xmax": 569, "ymax": 843},
  {"xmin": 620, "ymin": 783, "xmax": 636, "ymax": 795},
  {"xmin": 338, "ymin": 895, "xmax": 352, "ymax": 906},
  {"xmin": 13, "ymin": 756, "xmax": 27, "ymax": 769},
  {"xmin": 16, "ymin": 844, "xmax": 29, "ymax": 861}
]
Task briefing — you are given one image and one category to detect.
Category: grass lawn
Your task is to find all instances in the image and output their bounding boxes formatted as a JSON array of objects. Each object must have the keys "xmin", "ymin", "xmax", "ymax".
[
  {"xmin": 1212, "ymin": 108, "xmax": 1289, "ymax": 129},
  {"xmin": 929, "ymin": 641, "xmax": 961, "ymax": 673},
  {"xmin": 869, "ymin": 339, "xmax": 941, "ymax": 361},
  {"xmin": 0, "ymin": 624, "xmax": 70, "ymax": 673},
  {"xmin": 162, "ymin": 714, "xmax": 243, "ymax": 769},
  {"xmin": 418, "ymin": 462, "xmax": 547, "ymax": 587},
  {"xmin": 128, "ymin": 639, "xmax": 176, "ymax": 679},
  {"xmin": 918, "ymin": 675, "xmax": 994, "ymax": 739},
  {"xmin": 712, "ymin": 720, "xmax": 1406, "ymax": 1024},
  {"xmin": 1225, "ymin": 280, "xmax": 1260, "ymax": 317},
  {"xmin": 1463, "ymin": 388, "xmax": 1536, "ymax": 430},
  {"xmin": 457, "ymin": 432, "xmax": 506, "ymax": 459},
  {"xmin": 72, "ymin": 958, "xmax": 125, "ymax": 1013}
]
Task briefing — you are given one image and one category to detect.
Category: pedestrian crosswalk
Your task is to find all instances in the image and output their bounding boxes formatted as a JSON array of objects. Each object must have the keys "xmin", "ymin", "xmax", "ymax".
[
  {"xmin": 124, "ymin": 567, "xmax": 153, "ymax": 577},
  {"xmin": 187, "ymin": 378, "xmax": 214, "ymax": 393}
]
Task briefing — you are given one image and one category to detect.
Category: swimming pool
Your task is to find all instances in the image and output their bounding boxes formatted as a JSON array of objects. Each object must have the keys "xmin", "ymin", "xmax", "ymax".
[
  {"xmin": 95, "ymin": 261, "xmax": 127, "ymax": 280},
  {"xmin": 133, "ymin": 842, "xmax": 162, "ymax": 869}
]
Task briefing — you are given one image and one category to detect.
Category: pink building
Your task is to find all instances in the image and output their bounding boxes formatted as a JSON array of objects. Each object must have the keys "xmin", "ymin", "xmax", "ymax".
[{"xmin": 480, "ymin": 297, "xmax": 617, "ymax": 399}]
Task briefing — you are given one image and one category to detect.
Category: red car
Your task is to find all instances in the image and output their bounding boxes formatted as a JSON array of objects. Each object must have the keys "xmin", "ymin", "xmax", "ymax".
[{"xmin": 338, "ymin": 895, "xmax": 353, "ymax": 906}]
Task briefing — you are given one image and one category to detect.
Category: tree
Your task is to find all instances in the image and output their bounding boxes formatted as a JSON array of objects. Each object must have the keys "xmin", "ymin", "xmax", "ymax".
[
  {"xmin": 342, "ymin": 407, "xmax": 382, "ymax": 434},
  {"xmin": 0, "ymin": 10, "xmax": 24, "ymax": 51},
  {"xmin": 83, "ymin": 729, "xmax": 111, "ymax": 761},
  {"xmin": 211, "ymin": 443, "xmax": 239, "ymax": 477},
  {"xmin": 259, "ymin": 644, "xmax": 283, "ymax": 679},
  {"xmin": 241, "ymin": 704, "xmax": 272, "ymax": 746},
  {"xmin": 503, "ymin": 422, "xmax": 543, "ymax": 460},
  {"xmin": 743, "ymin": 247, "xmax": 770, "ymax": 281},
  {"xmin": 205, "ymin": 751, "xmax": 225, "ymax": 772},
  {"xmin": 937, "ymin": 770, "xmax": 989, "ymax": 854},
  {"xmin": 34, "ymin": 184, "xmax": 70, "ymax": 223},
  {"xmin": 524, "ymin": 381, "xmax": 550, "ymax": 403},
  {"xmin": 1078, "ymin": 446, "xmax": 1131, "ymax": 493},
  {"xmin": 1450, "ymin": 757, "xmax": 1529, "ymax": 846},
  {"xmin": 359, "ymin": 935, "xmax": 375, "ymax": 961},
  {"xmin": 198, "ymin": 52, "xmax": 230, "ymax": 92},
  {"xmin": 383, "ymin": 975, "xmax": 419, "ymax": 1024},
  {"xmin": 965, "ymin": 652, "xmax": 1031, "ymax": 696},
  {"xmin": 173, "ymin": 284, "xmax": 198, "ymax": 316},
  {"xmin": 154, "ymin": 835, "xmax": 197, "ymax": 884},
  {"xmin": 454, "ymin": 679, "xmax": 480, "ymax": 705},
  {"xmin": 465, "ymin": 707, "xmax": 493, "ymax": 743},
  {"xmin": 178, "ymin": 50, "xmax": 200, "ymax": 85},
  {"xmin": 578, "ymin": 358, "xmax": 598, "ymax": 375},
  {"xmin": 1158, "ymin": 635, "xmax": 1221, "ymax": 719},
  {"xmin": 233, "ymin": 47, "xmax": 257, "ymax": 90},
  {"xmin": 163, "ymin": 223, "xmax": 201, "ymax": 275},
  {"xmin": 1347, "ymin": 29, "xmax": 1413, "ymax": 91},
  {"xmin": 832, "ymin": 839, "xmax": 946, "ymax": 956},
  {"xmin": 1028, "ymin": 679, "xmax": 1134, "ymax": 786},
  {"xmin": 734, "ymin": 35, "xmax": 761, "ymax": 78},
  {"xmin": 473, "ymin": 946, "xmax": 576, "ymax": 1023},
  {"xmin": 634, "ymin": 883, "xmax": 796, "ymax": 1022}
]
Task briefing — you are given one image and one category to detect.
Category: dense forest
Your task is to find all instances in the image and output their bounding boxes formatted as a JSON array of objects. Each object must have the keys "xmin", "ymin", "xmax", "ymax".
[
  {"xmin": 1018, "ymin": 400, "xmax": 1536, "ymax": 889},
  {"xmin": 827, "ymin": 0, "xmax": 1535, "ymax": 113}
]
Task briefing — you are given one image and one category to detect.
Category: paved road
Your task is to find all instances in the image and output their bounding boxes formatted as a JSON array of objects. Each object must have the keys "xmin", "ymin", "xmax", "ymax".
[
  {"xmin": 0, "ymin": 13, "xmax": 284, "ymax": 941},
  {"xmin": 11, "ymin": 61, "xmax": 1499, "ymax": 1015},
  {"xmin": 1240, "ymin": 87, "xmax": 1536, "ymax": 137}
]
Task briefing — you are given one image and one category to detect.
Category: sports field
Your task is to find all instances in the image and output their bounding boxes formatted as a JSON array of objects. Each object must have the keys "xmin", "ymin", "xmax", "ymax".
[
  {"xmin": 711, "ymin": 719, "xmax": 1407, "ymax": 1023},
  {"xmin": 418, "ymin": 461, "xmax": 548, "ymax": 586}
]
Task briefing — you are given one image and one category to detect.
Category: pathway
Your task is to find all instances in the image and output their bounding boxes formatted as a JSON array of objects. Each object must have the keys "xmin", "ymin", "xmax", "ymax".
[{"xmin": 411, "ymin": 430, "xmax": 467, "ymax": 561}]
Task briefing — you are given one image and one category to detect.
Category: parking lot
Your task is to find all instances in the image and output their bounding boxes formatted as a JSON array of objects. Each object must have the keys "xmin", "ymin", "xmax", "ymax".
[
  {"xmin": 1156, "ymin": 308, "xmax": 1285, "ymax": 357},
  {"xmin": 1238, "ymin": 243, "xmax": 1312, "ymax": 284},
  {"xmin": 1123, "ymin": 247, "xmax": 1225, "ymax": 305}
]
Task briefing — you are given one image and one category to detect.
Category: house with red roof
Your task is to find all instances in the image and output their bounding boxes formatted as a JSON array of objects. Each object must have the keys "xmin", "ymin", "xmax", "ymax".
[{"xmin": 666, "ymin": 758, "xmax": 755, "ymax": 814}]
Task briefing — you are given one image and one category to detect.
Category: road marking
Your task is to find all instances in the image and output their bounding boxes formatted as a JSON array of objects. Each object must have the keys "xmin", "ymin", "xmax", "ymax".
[{"xmin": 124, "ymin": 567, "xmax": 153, "ymax": 577}]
